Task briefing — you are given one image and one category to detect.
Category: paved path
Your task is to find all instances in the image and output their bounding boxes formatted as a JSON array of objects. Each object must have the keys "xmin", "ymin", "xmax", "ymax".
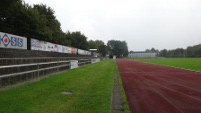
[{"xmin": 117, "ymin": 59, "xmax": 201, "ymax": 113}]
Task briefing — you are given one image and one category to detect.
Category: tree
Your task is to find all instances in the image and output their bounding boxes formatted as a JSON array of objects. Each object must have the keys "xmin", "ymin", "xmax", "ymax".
[
  {"xmin": 33, "ymin": 4, "xmax": 64, "ymax": 42},
  {"xmin": 0, "ymin": 0, "xmax": 28, "ymax": 35},
  {"xmin": 98, "ymin": 44, "xmax": 108, "ymax": 57},
  {"xmin": 186, "ymin": 46, "xmax": 193, "ymax": 57},
  {"xmin": 174, "ymin": 48, "xmax": 185, "ymax": 57},
  {"xmin": 193, "ymin": 44, "xmax": 201, "ymax": 57},
  {"xmin": 159, "ymin": 49, "xmax": 167, "ymax": 57},
  {"xmin": 107, "ymin": 40, "xmax": 128, "ymax": 58},
  {"xmin": 151, "ymin": 48, "xmax": 156, "ymax": 52},
  {"xmin": 95, "ymin": 40, "xmax": 104, "ymax": 48},
  {"xmin": 122, "ymin": 41, "xmax": 129, "ymax": 56},
  {"xmin": 70, "ymin": 31, "xmax": 88, "ymax": 50},
  {"xmin": 88, "ymin": 40, "xmax": 97, "ymax": 49},
  {"xmin": 145, "ymin": 49, "xmax": 150, "ymax": 52}
]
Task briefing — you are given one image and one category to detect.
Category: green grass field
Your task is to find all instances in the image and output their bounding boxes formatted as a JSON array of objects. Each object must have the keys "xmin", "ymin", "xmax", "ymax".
[
  {"xmin": 117, "ymin": 70, "xmax": 131, "ymax": 113},
  {"xmin": 0, "ymin": 60, "xmax": 116, "ymax": 113},
  {"xmin": 134, "ymin": 58, "xmax": 201, "ymax": 72}
]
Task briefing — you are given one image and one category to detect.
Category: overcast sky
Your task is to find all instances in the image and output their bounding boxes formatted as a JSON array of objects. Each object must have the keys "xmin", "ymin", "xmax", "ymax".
[{"xmin": 24, "ymin": 0, "xmax": 201, "ymax": 51}]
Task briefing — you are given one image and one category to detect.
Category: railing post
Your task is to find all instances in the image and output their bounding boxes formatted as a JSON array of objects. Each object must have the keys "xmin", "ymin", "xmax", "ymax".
[
  {"xmin": 0, "ymin": 78, "xmax": 2, "ymax": 86},
  {"xmin": 57, "ymin": 61, "xmax": 59, "ymax": 72},
  {"xmin": 37, "ymin": 63, "xmax": 39, "ymax": 77}
]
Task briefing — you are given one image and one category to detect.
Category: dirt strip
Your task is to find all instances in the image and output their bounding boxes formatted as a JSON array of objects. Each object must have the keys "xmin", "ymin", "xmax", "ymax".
[{"xmin": 111, "ymin": 71, "xmax": 122, "ymax": 113}]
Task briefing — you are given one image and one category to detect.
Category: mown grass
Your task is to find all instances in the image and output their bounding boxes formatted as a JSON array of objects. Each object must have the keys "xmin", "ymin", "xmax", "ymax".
[
  {"xmin": 134, "ymin": 58, "xmax": 201, "ymax": 72},
  {"xmin": 117, "ymin": 69, "xmax": 131, "ymax": 113},
  {"xmin": 0, "ymin": 60, "xmax": 115, "ymax": 113}
]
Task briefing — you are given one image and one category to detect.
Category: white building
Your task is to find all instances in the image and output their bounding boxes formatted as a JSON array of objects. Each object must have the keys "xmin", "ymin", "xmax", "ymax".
[{"xmin": 128, "ymin": 51, "xmax": 158, "ymax": 58}]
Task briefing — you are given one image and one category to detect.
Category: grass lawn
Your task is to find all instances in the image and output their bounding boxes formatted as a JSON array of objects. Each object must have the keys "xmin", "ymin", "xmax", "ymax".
[
  {"xmin": 0, "ymin": 60, "xmax": 115, "ymax": 113},
  {"xmin": 134, "ymin": 58, "xmax": 201, "ymax": 72},
  {"xmin": 117, "ymin": 70, "xmax": 131, "ymax": 113}
]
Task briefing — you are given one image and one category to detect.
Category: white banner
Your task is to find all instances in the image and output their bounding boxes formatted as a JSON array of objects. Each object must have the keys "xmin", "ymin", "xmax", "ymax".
[
  {"xmin": 91, "ymin": 58, "xmax": 100, "ymax": 64},
  {"xmin": 67, "ymin": 46, "xmax": 72, "ymax": 54},
  {"xmin": 62, "ymin": 46, "xmax": 68, "ymax": 53},
  {"xmin": 0, "ymin": 32, "xmax": 27, "ymax": 49},
  {"xmin": 31, "ymin": 38, "xmax": 49, "ymax": 51},
  {"xmin": 31, "ymin": 38, "xmax": 43, "ymax": 51},
  {"xmin": 57, "ymin": 45, "xmax": 63, "ymax": 53},
  {"xmin": 78, "ymin": 49, "xmax": 85, "ymax": 55},
  {"xmin": 86, "ymin": 51, "xmax": 91, "ymax": 55},
  {"xmin": 70, "ymin": 60, "xmax": 78, "ymax": 69},
  {"xmin": 47, "ymin": 42, "xmax": 58, "ymax": 52}
]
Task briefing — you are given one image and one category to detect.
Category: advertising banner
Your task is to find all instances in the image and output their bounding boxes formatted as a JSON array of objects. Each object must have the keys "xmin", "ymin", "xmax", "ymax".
[
  {"xmin": 71, "ymin": 47, "xmax": 77, "ymax": 54},
  {"xmin": 85, "ymin": 51, "xmax": 91, "ymax": 55},
  {"xmin": 78, "ymin": 49, "xmax": 85, "ymax": 55},
  {"xmin": 67, "ymin": 46, "xmax": 72, "ymax": 54},
  {"xmin": 0, "ymin": 32, "xmax": 27, "ymax": 49},
  {"xmin": 31, "ymin": 38, "xmax": 43, "ymax": 51},
  {"xmin": 70, "ymin": 60, "xmax": 78, "ymax": 69},
  {"xmin": 62, "ymin": 46, "xmax": 68, "ymax": 53},
  {"xmin": 91, "ymin": 58, "xmax": 100, "ymax": 64},
  {"xmin": 57, "ymin": 45, "xmax": 63, "ymax": 53},
  {"xmin": 31, "ymin": 38, "xmax": 49, "ymax": 51},
  {"xmin": 42, "ymin": 41, "xmax": 48, "ymax": 51},
  {"xmin": 58, "ymin": 45, "xmax": 69, "ymax": 53},
  {"xmin": 47, "ymin": 42, "xmax": 58, "ymax": 52}
]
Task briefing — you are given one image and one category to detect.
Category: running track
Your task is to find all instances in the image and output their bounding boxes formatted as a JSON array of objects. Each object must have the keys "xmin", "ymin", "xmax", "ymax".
[{"xmin": 117, "ymin": 59, "xmax": 201, "ymax": 113}]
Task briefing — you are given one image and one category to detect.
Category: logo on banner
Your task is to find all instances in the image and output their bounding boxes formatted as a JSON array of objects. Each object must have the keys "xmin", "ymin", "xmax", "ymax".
[
  {"xmin": 18, "ymin": 38, "xmax": 23, "ymax": 47},
  {"xmin": 1, "ymin": 34, "xmax": 10, "ymax": 47},
  {"xmin": 11, "ymin": 37, "xmax": 23, "ymax": 47}
]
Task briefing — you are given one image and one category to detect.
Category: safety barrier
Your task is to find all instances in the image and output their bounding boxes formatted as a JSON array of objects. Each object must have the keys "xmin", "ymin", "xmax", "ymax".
[{"xmin": 0, "ymin": 58, "xmax": 93, "ymax": 86}]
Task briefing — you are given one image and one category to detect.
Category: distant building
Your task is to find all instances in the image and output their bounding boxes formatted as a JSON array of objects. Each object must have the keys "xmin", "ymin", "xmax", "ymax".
[{"xmin": 128, "ymin": 51, "xmax": 158, "ymax": 58}]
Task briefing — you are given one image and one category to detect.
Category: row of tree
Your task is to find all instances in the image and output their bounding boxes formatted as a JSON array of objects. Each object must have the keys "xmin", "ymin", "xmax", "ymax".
[
  {"xmin": 0, "ymin": 0, "xmax": 129, "ymax": 57},
  {"xmin": 0, "ymin": 0, "xmax": 68, "ymax": 45},
  {"xmin": 148, "ymin": 44, "xmax": 201, "ymax": 57}
]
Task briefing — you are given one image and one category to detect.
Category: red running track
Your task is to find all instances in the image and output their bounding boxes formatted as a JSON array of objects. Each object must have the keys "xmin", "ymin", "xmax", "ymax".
[{"xmin": 117, "ymin": 59, "xmax": 201, "ymax": 113}]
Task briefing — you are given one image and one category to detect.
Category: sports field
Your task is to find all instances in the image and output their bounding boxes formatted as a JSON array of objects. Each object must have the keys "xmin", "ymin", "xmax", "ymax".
[
  {"xmin": 134, "ymin": 58, "xmax": 201, "ymax": 72},
  {"xmin": 117, "ymin": 59, "xmax": 201, "ymax": 113},
  {"xmin": 0, "ymin": 60, "xmax": 116, "ymax": 113}
]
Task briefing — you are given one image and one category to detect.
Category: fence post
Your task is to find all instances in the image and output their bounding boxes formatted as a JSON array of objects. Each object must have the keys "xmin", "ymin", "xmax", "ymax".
[
  {"xmin": 0, "ymin": 78, "xmax": 2, "ymax": 86},
  {"xmin": 37, "ymin": 63, "xmax": 39, "ymax": 77},
  {"xmin": 57, "ymin": 61, "xmax": 59, "ymax": 72}
]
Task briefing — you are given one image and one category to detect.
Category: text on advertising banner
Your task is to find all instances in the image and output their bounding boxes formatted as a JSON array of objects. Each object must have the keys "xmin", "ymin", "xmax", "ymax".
[{"xmin": 0, "ymin": 32, "xmax": 27, "ymax": 49}]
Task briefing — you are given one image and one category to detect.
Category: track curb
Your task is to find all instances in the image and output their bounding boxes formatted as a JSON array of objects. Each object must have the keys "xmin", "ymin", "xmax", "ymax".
[{"xmin": 110, "ymin": 70, "xmax": 122, "ymax": 113}]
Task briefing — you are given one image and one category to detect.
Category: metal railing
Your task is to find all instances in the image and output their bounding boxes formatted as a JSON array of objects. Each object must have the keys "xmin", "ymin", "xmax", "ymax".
[{"xmin": 0, "ymin": 58, "xmax": 91, "ymax": 86}]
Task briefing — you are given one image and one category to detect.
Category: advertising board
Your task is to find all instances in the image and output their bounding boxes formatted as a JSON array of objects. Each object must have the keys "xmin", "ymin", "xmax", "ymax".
[
  {"xmin": 0, "ymin": 32, "xmax": 27, "ymax": 49},
  {"xmin": 70, "ymin": 60, "xmax": 78, "ymax": 69},
  {"xmin": 31, "ymin": 38, "xmax": 43, "ymax": 51}
]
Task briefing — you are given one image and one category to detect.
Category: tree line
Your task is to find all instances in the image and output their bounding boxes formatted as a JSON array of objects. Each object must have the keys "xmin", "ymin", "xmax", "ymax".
[
  {"xmin": 0, "ymin": 0, "xmax": 128, "ymax": 57},
  {"xmin": 145, "ymin": 44, "xmax": 201, "ymax": 58},
  {"xmin": 159, "ymin": 44, "xmax": 201, "ymax": 57}
]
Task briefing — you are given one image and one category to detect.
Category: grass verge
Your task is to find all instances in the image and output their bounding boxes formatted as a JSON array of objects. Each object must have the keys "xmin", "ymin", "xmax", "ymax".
[
  {"xmin": 134, "ymin": 58, "xmax": 201, "ymax": 72},
  {"xmin": 116, "ymin": 66, "xmax": 131, "ymax": 113},
  {"xmin": 0, "ymin": 60, "xmax": 115, "ymax": 113}
]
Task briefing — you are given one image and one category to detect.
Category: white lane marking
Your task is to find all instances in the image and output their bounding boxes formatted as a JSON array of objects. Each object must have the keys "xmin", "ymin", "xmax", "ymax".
[
  {"xmin": 144, "ymin": 73, "xmax": 201, "ymax": 93},
  {"xmin": 134, "ymin": 72, "xmax": 184, "ymax": 113},
  {"xmin": 163, "ymin": 74, "xmax": 201, "ymax": 86},
  {"xmin": 136, "ymin": 72, "xmax": 201, "ymax": 102}
]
